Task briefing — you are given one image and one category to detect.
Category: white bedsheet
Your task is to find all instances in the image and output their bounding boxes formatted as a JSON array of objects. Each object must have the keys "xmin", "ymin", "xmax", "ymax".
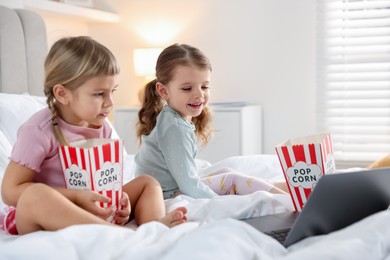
[
  {"xmin": 1, "ymin": 154, "xmax": 390, "ymax": 259},
  {"xmin": 1, "ymin": 197, "xmax": 390, "ymax": 259}
]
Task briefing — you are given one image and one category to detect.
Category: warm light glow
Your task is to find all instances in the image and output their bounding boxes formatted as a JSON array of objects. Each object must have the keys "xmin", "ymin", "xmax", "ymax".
[
  {"xmin": 133, "ymin": 48, "xmax": 163, "ymax": 78},
  {"xmin": 135, "ymin": 21, "xmax": 180, "ymax": 46}
]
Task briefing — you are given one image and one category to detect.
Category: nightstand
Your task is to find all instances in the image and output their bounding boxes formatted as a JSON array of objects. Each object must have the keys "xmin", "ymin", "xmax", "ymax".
[{"xmin": 114, "ymin": 104, "xmax": 262, "ymax": 163}]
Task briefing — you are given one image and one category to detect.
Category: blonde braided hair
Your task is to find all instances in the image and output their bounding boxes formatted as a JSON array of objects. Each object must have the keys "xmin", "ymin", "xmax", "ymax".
[{"xmin": 43, "ymin": 36, "xmax": 119, "ymax": 145}]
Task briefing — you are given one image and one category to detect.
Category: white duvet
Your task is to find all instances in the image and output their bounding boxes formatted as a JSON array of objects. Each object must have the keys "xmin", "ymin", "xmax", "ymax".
[{"xmin": 1, "ymin": 154, "xmax": 390, "ymax": 260}]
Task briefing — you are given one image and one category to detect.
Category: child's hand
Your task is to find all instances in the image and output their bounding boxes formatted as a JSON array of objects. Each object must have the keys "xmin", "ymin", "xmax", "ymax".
[
  {"xmin": 75, "ymin": 190, "xmax": 113, "ymax": 220},
  {"xmin": 114, "ymin": 192, "xmax": 131, "ymax": 225}
]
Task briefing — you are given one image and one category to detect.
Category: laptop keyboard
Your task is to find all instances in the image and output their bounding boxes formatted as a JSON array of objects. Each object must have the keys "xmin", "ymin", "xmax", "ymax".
[{"xmin": 267, "ymin": 228, "xmax": 291, "ymax": 244}]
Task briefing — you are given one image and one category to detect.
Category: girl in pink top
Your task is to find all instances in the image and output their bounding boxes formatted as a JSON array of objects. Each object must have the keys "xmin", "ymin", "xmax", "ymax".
[{"xmin": 0, "ymin": 36, "xmax": 186, "ymax": 235}]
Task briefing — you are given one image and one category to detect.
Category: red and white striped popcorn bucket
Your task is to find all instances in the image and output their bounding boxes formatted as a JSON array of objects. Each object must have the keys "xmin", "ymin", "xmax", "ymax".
[
  {"xmin": 275, "ymin": 133, "xmax": 335, "ymax": 212},
  {"xmin": 59, "ymin": 138, "xmax": 124, "ymax": 223}
]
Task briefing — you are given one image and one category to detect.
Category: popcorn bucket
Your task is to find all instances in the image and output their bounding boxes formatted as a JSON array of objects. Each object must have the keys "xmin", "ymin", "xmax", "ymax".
[
  {"xmin": 275, "ymin": 133, "xmax": 335, "ymax": 212},
  {"xmin": 59, "ymin": 138, "xmax": 124, "ymax": 223}
]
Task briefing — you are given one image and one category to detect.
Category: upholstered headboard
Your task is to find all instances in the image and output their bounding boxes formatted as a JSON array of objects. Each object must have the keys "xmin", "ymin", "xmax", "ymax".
[{"xmin": 0, "ymin": 5, "xmax": 47, "ymax": 96}]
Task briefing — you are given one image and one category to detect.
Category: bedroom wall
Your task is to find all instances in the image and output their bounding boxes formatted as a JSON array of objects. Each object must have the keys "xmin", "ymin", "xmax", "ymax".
[
  {"xmin": 88, "ymin": 0, "xmax": 317, "ymax": 155},
  {"xmin": 7, "ymin": 0, "xmax": 317, "ymax": 155}
]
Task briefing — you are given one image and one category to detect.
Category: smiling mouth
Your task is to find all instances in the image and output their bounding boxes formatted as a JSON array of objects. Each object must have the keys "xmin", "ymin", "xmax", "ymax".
[{"xmin": 189, "ymin": 102, "xmax": 203, "ymax": 109}]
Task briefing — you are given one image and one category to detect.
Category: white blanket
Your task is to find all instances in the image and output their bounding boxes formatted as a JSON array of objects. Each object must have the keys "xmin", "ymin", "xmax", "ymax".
[
  {"xmin": 1, "ymin": 154, "xmax": 390, "ymax": 259},
  {"xmin": 1, "ymin": 198, "xmax": 390, "ymax": 259}
]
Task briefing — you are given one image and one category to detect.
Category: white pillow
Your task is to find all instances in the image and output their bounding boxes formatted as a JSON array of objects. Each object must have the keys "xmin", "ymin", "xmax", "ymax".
[
  {"xmin": 0, "ymin": 93, "xmax": 46, "ymax": 145},
  {"xmin": 0, "ymin": 129, "xmax": 12, "ymax": 171},
  {"xmin": 0, "ymin": 128, "xmax": 13, "ymax": 213},
  {"xmin": 0, "ymin": 93, "xmax": 46, "ymax": 211}
]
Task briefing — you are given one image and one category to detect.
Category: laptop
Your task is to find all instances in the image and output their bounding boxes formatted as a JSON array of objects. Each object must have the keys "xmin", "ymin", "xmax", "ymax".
[{"xmin": 241, "ymin": 167, "xmax": 390, "ymax": 247}]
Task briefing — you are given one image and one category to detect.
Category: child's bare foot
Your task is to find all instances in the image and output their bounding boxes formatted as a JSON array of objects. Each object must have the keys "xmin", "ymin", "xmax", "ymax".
[{"xmin": 158, "ymin": 207, "xmax": 187, "ymax": 227}]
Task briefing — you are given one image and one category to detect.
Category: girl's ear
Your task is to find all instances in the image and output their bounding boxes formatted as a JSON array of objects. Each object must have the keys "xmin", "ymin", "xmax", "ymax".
[
  {"xmin": 52, "ymin": 84, "xmax": 70, "ymax": 105},
  {"xmin": 156, "ymin": 82, "xmax": 169, "ymax": 100}
]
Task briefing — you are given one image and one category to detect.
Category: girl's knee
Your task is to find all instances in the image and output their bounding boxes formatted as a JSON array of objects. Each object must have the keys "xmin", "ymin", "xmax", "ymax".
[
  {"xmin": 223, "ymin": 172, "xmax": 241, "ymax": 181},
  {"xmin": 138, "ymin": 175, "xmax": 161, "ymax": 186},
  {"xmin": 123, "ymin": 175, "xmax": 163, "ymax": 199},
  {"xmin": 129, "ymin": 175, "xmax": 162, "ymax": 192},
  {"xmin": 209, "ymin": 167, "xmax": 236, "ymax": 175},
  {"xmin": 221, "ymin": 167, "xmax": 235, "ymax": 172}
]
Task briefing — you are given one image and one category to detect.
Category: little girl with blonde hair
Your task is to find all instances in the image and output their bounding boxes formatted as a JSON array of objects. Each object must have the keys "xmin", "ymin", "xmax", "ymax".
[{"xmin": 1, "ymin": 36, "xmax": 186, "ymax": 235}]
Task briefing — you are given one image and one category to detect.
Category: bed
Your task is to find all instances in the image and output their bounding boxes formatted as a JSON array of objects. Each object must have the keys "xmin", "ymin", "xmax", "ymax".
[{"xmin": 1, "ymin": 5, "xmax": 390, "ymax": 260}]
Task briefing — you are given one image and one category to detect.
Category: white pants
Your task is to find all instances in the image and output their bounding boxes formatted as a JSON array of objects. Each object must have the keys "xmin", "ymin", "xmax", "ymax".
[{"xmin": 201, "ymin": 167, "xmax": 273, "ymax": 195}]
